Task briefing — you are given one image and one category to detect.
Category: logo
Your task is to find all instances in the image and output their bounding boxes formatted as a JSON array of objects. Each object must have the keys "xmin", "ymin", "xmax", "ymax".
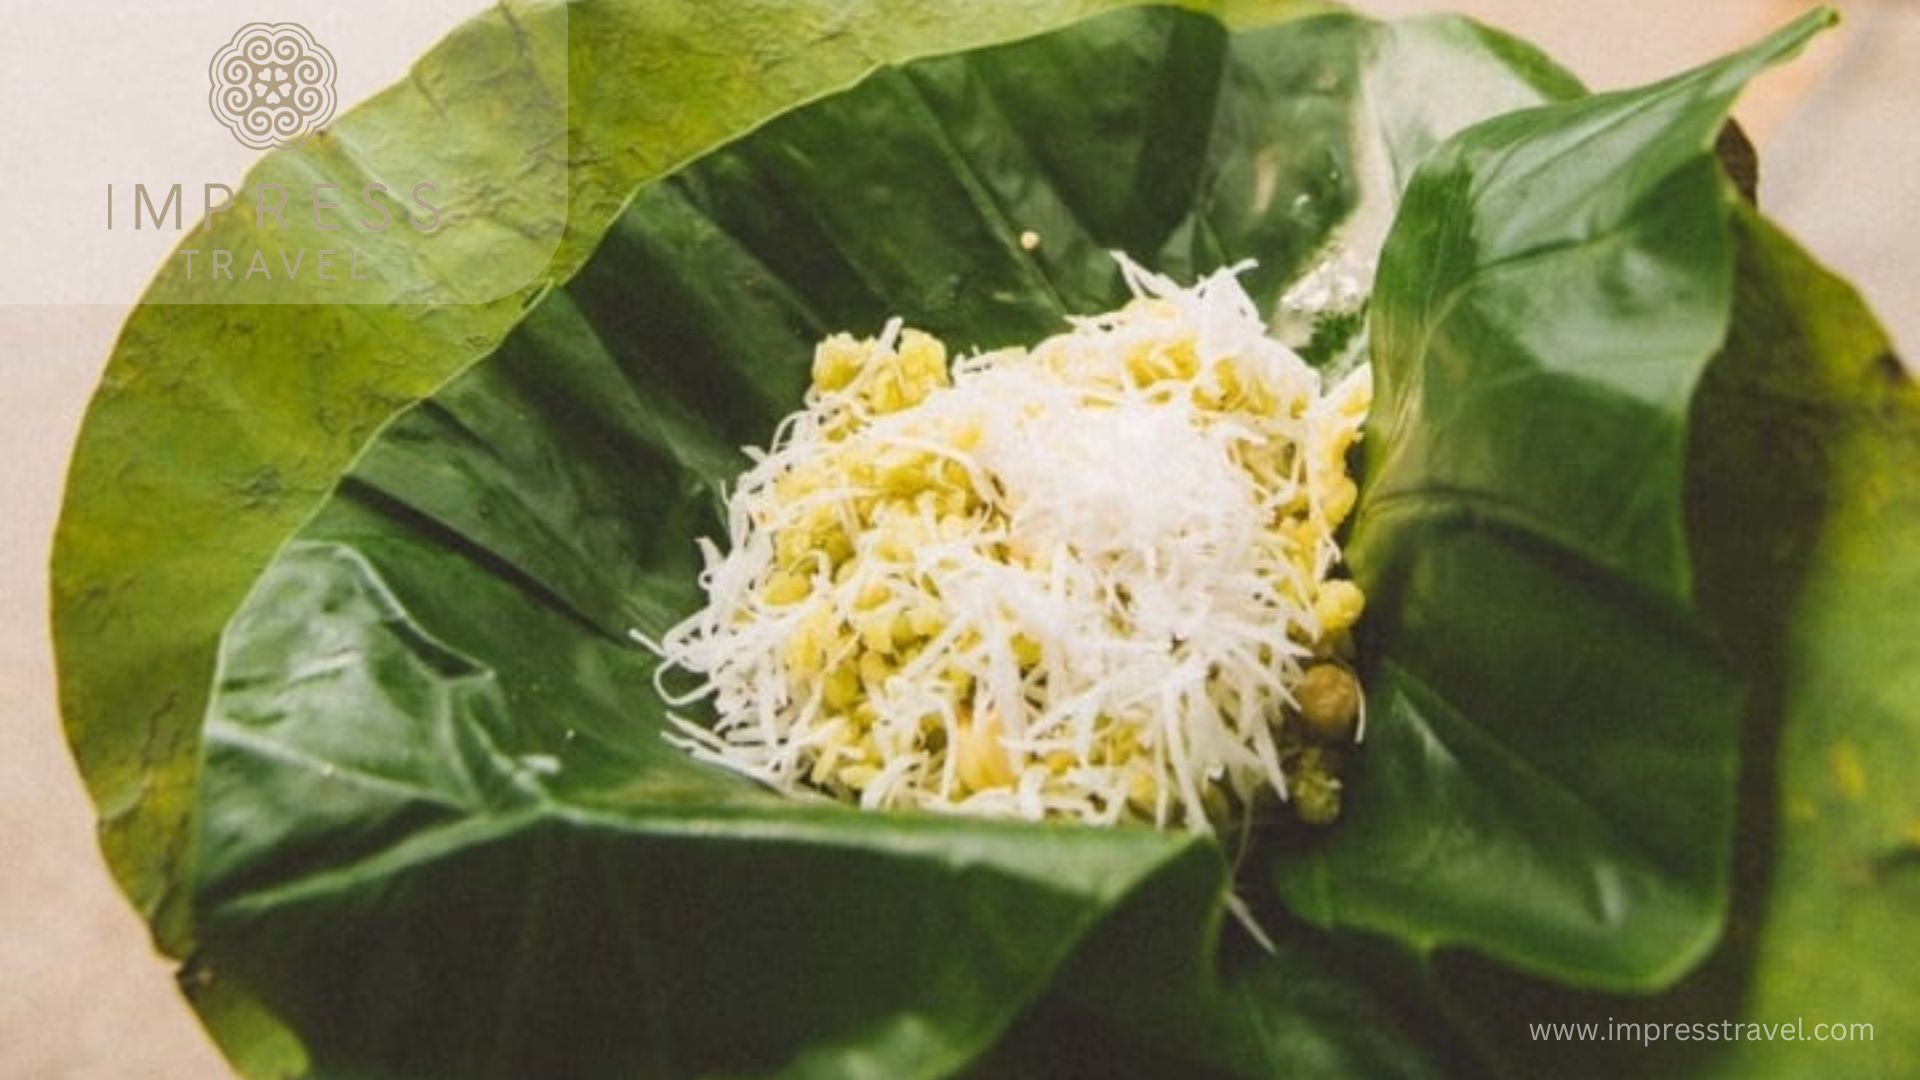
[{"xmin": 208, "ymin": 23, "xmax": 337, "ymax": 149}]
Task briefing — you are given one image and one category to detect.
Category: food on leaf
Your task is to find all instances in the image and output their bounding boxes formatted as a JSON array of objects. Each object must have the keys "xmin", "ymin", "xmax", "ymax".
[
  {"xmin": 647, "ymin": 255, "xmax": 1371, "ymax": 831},
  {"xmin": 49, "ymin": 3, "xmax": 1916, "ymax": 1077}
]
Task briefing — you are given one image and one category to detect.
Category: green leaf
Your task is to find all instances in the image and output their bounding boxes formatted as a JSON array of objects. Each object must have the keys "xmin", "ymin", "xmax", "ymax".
[
  {"xmin": 1689, "ymin": 208, "xmax": 1920, "ymax": 1077},
  {"xmin": 968, "ymin": 857, "xmax": 1473, "ymax": 1078},
  {"xmin": 197, "ymin": 525, "xmax": 1203, "ymax": 1079},
  {"xmin": 1270, "ymin": 10, "xmax": 1835, "ymax": 990},
  {"xmin": 58, "ymin": 0, "xmax": 1369, "ymax": 963},
  {"xmin": 173, "ymin": 7, "xmax": 1584, "ymax": 1074},
  {"xmin": 1409, "ymin": 204, "xmax": 1920, "ymax": 1079}
]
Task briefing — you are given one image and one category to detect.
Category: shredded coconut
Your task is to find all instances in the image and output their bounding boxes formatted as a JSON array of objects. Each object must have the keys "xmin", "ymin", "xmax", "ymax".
[{"xmin": 642, "ymin": 254, "xmax": 1372, "ymax": 838}]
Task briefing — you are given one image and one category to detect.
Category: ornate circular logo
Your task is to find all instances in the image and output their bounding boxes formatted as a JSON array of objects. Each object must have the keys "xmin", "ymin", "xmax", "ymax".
[{"xmin": 209, "ymin": 23, "xmax": 337, "ymax": 150}]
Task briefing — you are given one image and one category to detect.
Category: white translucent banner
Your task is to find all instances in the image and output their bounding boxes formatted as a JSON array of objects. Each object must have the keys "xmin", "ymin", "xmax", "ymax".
[{"xmin": 1, "ymin": 0, "xmax": 567, "ymax": 305}]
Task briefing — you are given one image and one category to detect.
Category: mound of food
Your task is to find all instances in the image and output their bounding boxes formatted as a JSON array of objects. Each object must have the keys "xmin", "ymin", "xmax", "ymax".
[{"xmin": 648, "ymin": 256, "xmax": 1371, "ymax": 833}]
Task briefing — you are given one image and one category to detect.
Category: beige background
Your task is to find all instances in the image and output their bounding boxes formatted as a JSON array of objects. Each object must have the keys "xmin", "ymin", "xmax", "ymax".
[{"xmin": 1, "ymin": 1, "xmax": 1912, "ymax": 1075}]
